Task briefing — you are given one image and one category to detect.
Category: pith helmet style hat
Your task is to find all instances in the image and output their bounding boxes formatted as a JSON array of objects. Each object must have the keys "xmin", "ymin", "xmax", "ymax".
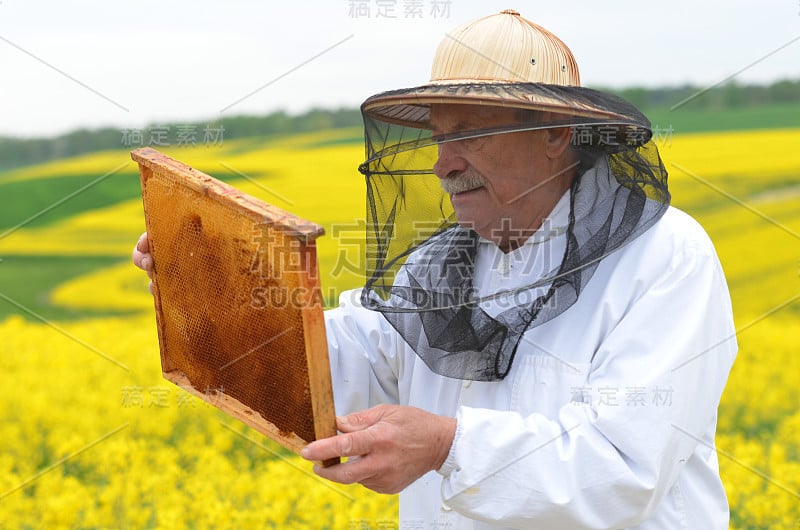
[{"xmin": 362, "ymin": 9, "xmax": 649, "ymax": 143}]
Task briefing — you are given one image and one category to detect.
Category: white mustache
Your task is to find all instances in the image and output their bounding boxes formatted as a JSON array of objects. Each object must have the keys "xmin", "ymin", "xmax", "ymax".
[{"xmin": 439, "ymin": 170, "xmax": 486, "ymax": 195}]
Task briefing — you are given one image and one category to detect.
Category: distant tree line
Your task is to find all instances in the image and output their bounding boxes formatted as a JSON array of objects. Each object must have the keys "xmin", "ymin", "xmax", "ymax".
[
  {"xmin": 0, "ymin": 108, "xmax": 362, "ymax": 171},
  {"xmin": 602, "ymin": 79, "xmax": 800, "ymax": 110},
  {"xmin": 1, "ymin": 80, "xmax": 798, "ymax": 171}
]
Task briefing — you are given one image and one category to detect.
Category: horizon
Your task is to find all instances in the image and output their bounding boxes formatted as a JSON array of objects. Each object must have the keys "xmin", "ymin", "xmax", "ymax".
[{"xmin": 2, "ymin": 78, "xmax": 798, "ymax": 143}]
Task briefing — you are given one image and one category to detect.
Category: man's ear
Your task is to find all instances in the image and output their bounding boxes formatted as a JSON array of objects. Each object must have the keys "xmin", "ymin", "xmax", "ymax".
[{"xmin": 544, "ymin": 126, "xmax": 573, "ymax": 159}]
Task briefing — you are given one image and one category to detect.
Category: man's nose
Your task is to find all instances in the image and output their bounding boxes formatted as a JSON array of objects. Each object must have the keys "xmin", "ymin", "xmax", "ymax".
[{"xmin": 433, "ymin": 141, "xmax": 468, "ymax": 179}]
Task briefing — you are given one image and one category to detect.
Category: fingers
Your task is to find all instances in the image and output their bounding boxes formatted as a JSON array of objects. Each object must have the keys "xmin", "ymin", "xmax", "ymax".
[
  {"xmin": 136, "ymin": 232, "xmax": 150, "ymax": 253},
  {"xmin": 312, "ymin": 455, "xmax": 378, "ymax": 486},
  {"xmin": 302, "ymin": 429, "xmax": 376, "ymax": 462},
  {"xmin": 303, "ymin": 405, "xmax": 457, "ymax": 494},
  {"xmin": 301, "ymin": 408, "xmax": 387, "ymax": 462},
  {"xmin": 132, "ymin": 232, "xmax": 154, "ymax": 277},
  {"xmin": 141, "ymin": 256, "xmax": 153, "ymax": 277},
  {"xmin": 336, "ymin": 407, "xmax": 387, "ymax": 433}
]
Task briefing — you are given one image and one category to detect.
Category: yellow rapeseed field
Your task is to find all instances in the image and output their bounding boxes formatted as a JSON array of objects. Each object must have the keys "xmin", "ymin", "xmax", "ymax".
[{"xmin": 1, "ymin": 128, "xmax": 798, "ymax": 528}]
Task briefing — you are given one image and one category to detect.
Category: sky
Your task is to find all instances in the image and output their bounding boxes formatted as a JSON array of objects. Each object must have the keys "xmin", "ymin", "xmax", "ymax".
[{"xmin": 0, "ymin": 0, "xmax": 798, "ymax": 138}]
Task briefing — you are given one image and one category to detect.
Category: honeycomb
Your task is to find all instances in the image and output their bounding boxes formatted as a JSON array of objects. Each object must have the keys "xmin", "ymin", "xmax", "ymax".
[{"xmin": 132, "ymin": 148, "xmax": 336, "ymax": 458}]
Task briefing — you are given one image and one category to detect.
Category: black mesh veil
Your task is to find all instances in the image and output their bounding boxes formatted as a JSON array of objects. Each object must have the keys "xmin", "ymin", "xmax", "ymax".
[{"xmin": 358, "ymin": 83, "xmax": 670, "ymax": 381}]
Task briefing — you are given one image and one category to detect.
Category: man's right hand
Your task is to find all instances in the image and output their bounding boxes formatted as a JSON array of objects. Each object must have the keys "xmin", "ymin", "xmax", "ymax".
[{"xmin": 132, "ymin": 232, "xmax": 155, "ymax": 294}]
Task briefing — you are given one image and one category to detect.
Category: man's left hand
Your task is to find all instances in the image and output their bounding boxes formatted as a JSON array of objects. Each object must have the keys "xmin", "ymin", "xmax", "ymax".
[{"xmin": 301, "ymin": 404, "xmax": 457, "ymax": 494}]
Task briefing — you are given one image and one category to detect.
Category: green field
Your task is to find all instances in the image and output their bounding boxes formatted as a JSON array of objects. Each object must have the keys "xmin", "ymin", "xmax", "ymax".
[
  {"xmin": 0, "ymin": 172, "xmax": 141, "ymax": 230},
  {"xmin": 0, "ymin": 255, "xmax": 130, "ymax": 321},
  {"xmin": 644, "ymin": 101, "xmax": 800, "ymax": 135}
]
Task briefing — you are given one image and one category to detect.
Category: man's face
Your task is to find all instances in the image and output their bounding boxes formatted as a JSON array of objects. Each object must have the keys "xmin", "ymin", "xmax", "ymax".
[{"xmin": 430, "ymin": 104, "xmax": 572, "ymax": 250}]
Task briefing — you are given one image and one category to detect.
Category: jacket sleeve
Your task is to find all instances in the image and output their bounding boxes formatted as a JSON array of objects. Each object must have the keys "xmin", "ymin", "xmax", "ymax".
[
  {"xmin": 324, "ymin": 289, "xmax": 402, "ymax": 416},
  {"xmin": 437, "ymin": 233, "xmax": 737, "ymax": 528}
]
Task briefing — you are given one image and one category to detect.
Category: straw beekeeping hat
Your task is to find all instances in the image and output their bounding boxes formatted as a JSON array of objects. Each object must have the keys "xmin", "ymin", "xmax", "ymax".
[{"xmin": 362, "ymin": 9, "xmax": 638, "ymax": 128}]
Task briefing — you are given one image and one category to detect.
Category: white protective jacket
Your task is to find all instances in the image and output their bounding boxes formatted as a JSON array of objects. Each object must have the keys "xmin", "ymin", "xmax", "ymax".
[{"xmin": 324, "ymin": 192, "xmax": 737, "ymax": 529}]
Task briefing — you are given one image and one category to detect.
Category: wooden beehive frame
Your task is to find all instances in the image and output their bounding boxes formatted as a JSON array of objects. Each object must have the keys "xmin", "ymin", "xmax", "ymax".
[{"xmin": 131, "ymin": 147, "xmax": 337, "ymax": 463}]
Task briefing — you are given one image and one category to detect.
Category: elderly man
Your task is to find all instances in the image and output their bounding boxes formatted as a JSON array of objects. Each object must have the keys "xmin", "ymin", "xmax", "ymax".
[{"xmin": 134, "ymin": 10, "xmax": 736, "ymax": 529}]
